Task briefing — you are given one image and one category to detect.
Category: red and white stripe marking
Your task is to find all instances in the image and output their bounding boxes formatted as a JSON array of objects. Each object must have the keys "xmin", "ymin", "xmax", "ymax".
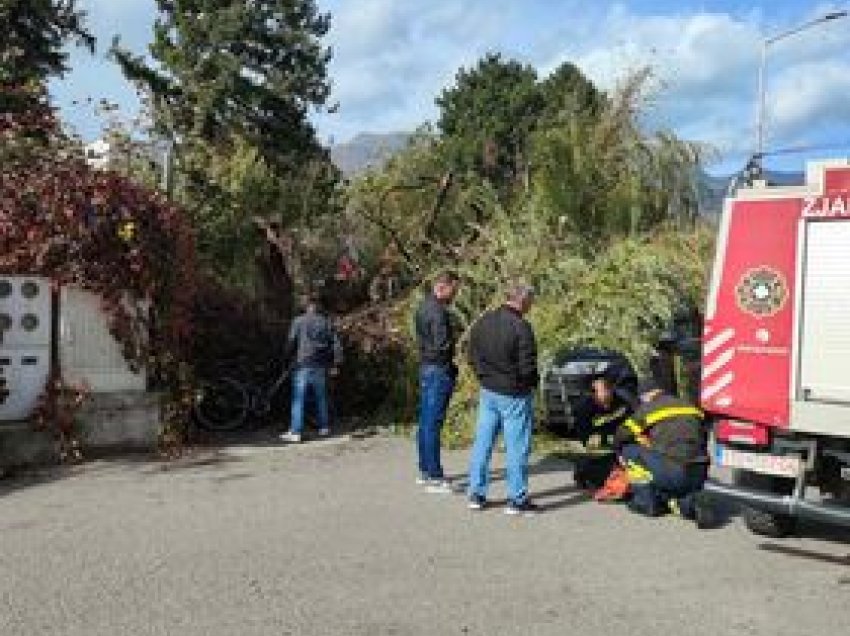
[{"xmin": 701, "ymin": 325, "xmax": 736, "ymax": 407}]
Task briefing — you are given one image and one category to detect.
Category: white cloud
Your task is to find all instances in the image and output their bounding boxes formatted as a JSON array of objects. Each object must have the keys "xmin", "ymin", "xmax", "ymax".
[
  {"xmin": 770, "ymin": 60, "xmax": 850, "ymax": 137},
  {"xmin": 330, "ymin": 0, "xmax": 412, "ymax": 56},
  {"xmin": 56, "ymin": 0, "xmax": 850, "ymax": 167},
  {"xmin": 535, "ymin": 3, "xmax": 850, "ymax": 160},
  {"xmin": 319, "ymin": 0, "xmax": 519, "ymax": 142}
]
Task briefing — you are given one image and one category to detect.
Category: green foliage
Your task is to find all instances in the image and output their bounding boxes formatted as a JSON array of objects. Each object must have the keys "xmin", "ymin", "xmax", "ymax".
[
  {"xmin": 538, "ymin": 61, "xmax": 607, "ymax": 124},
  {"xmin": 437, "ymin": 53, "xmax": 541, "ymax": 185},
  {"xmin": 345, "ymin": 130, "xmax": 491, "ymax": 278},
  {"xmin": 0, "ymin": 0, "xmax": 94, "ymax": 86},
  {"xmin": 182, "ymin": 139, "xmax": 339, "ymax": 288},
  {"xmin": 530, "ymin": 228, "xmax": 714, "ymax": 369},
  {"xmin": 112, "ymin": 0, "xmax": 340, "ymax": 288},
  {"xmin": 1, "ymin": 0, "xmax": 94, "ymax": 118},
  {"xmin": 530, "ymin": 70, "xmax": 705, "ymax": 243},
  {"xmin": 435, "ymin": 55, "xmax": 604, "ymax": 191}
]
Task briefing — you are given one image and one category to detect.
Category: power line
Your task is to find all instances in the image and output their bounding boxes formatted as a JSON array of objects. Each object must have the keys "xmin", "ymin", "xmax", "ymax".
[{"xmin": 761, "ymin": 139, "xmax": 850, "ymax": 158}]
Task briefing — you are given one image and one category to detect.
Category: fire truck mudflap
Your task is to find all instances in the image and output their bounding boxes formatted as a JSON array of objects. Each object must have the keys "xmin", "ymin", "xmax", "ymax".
[{"xmin": 701, "ymin": 160, "xmax": 850, "ymax": 533}]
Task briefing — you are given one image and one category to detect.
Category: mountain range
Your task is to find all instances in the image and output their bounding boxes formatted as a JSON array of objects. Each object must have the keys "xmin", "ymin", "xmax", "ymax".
[
  {"xmin": 329, "ymin": 132, "xmax": 804, "ymax": 216},
  {"xmin": 698, "ymin": 170, "xmax": 804, "ymax": 215},
  {"xmin": 330, "ymin": 132, "xmax": 411, "ymax": 178}
]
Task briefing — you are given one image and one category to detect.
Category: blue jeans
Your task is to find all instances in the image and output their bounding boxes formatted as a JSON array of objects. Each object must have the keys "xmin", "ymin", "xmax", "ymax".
[
  {"xmin": 417, "ymin": 364, "xmax": 456, "ymax": 479},
  {"xmin": 620, "ymin": 444, "xmax": 707, "ymax": 517},
  {"xmin": 290, "ymin": 367, "xmax": 329, "ymax": 434},
  {"xmin": 468, "ymin": 388, "xmax": 534, "ymax": 505}
]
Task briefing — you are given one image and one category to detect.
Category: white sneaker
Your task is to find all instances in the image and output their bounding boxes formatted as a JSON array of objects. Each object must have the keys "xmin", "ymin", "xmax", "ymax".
[
  {"xmin": 426, "ymin": 479, "xmax": 454, "ymax": 494},
  {"xmin": 317, "ymin": 428, "xmax": 331, "ymax": 437},
  {"xmin": 279, "ymin": 431, "xmax": 302, "ymax": 443}
]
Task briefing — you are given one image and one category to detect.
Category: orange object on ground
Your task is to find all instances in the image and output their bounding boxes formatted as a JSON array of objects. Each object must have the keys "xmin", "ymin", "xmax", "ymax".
[{"xmin": 593, "ymin": 465, "xmax": 630, "ymax": 502}]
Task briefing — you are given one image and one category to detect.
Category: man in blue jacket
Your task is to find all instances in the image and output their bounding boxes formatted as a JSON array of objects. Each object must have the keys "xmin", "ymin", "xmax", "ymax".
[{"xmin": 280, "ymin": 293, "xmax": 343, "ymax": 443}]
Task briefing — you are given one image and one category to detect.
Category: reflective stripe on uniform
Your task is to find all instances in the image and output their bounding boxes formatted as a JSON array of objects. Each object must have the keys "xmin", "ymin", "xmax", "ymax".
[
  {"xmin": 625, "ymin": 461, "xmax": 653, "ymax": 483},
  {"xmin": 644, "ymin": 406, "xmax": 703, "ymax": 426},
  {"xmin": 592, "ymin": 405, "xmax": 628, "ymax": 428},
  {"xmin": 624, "ymin": 405, "xmax": 703, "ymax": 447},
  {"xmin": 625, "ymin": 418, "xmax": 644, "ymax": 435}
]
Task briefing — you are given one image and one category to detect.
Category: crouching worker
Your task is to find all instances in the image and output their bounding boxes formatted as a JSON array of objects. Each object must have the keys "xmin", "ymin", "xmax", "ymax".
[
  {"xmin": 613, "ymin": 378, "xmax": 712, "ymax": 526},
  {"xmin": 572, "ymin": 363, "xmax": 637, "ymax": 491}
]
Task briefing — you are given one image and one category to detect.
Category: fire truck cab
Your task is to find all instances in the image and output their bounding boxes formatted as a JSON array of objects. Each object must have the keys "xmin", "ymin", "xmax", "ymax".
[{"xmin": 703, "ymin": 159, "xmax": 850, "ymax": 536}]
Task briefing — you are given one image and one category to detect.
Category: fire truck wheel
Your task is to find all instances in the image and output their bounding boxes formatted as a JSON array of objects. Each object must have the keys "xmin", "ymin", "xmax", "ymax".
[
  {"xmin": 735, "ymin": 470, "xmax": 799, "ymax": 538},
  {"xmin": 742, "ymin": 506, "xmax": 798, "ymax": 538}
]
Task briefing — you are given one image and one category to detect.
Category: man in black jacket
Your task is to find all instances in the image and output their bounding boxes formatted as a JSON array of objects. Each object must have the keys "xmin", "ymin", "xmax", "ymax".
[
  {"xmin": 614, "ymin": 378, "xmax": 711, "ymax": 524},
  {"xmin": 414, "ymin": 270, "xmax": 460, "ymax": 493},
  {"xmin": 467, "ymin": 282, "xmax": 539, "ymax": 515}
]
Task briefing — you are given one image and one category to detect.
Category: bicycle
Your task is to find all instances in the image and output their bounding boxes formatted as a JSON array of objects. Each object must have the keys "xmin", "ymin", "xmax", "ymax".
[{"xmin": 193, "ymin": 359, "xmax": 292, "ymax": 432}]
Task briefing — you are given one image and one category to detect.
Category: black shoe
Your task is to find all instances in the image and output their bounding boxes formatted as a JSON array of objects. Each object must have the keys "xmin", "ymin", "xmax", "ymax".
[
  {"xmin": 468, "ymin": 494, "xmax": 487, "ymax": 511},
  {"xmin": 693, "ymin": 491, "xmax": 718, "ymax": 530},
  {"xmin": 505, "ymin": 500, "xmax": 540, "ymax": 517},
  {"xmin": 627, "ymin": 497, "xmax": 665, "ymax": 517}
]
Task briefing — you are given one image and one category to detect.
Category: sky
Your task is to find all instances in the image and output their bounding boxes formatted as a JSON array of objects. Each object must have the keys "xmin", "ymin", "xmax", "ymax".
[{"xmin": 50, "ymin": 1, "xmax": 850, "ymax": 174}]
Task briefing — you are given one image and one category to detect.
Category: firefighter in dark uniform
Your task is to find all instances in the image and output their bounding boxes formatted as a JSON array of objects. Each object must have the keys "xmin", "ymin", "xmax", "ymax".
[
  {"xmin": 576, "ymin": 354, "xmax": 638, "ymax": 445},
  {"xmin": 572, "ymin": 357, "xmax": 638, "ymax": 489},
  {"xmin": 613, "ymin": 378, "xmax": 711, "ymax": 524}
]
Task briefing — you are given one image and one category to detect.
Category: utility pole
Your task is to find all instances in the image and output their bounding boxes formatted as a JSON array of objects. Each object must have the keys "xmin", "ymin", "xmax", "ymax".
[
  {"xmin": 753, "ymin": 11, "xmax": 848, "ymax": 173},
  {"xmin": 161, "ymin": 141, "xmax": 174, "ymax": 198}
]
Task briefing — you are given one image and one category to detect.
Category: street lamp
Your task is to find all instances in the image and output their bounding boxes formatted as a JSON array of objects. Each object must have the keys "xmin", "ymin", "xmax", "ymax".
[{"xmin": 754, "ymin": 10, "xmax": 848, "ymax": 169}]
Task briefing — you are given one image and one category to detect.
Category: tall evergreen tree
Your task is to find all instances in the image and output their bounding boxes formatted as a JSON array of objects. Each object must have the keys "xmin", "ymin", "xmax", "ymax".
[
  {"xmin": 113, "ymin": 1, "xmax": 339, "ymax": 286},
  {"xmin": 436, "ymin": 53, "xmax": 541, "ymax": 185},
  {"xmin": 1, "ymin": 0, "xmax": 94, "ymax": 112},
  {"xmin": 435, "ymin": 55, "xmax": 603, "ymax": 191},
  {"xmin": 538, "ymin": 61, "xmax": 606, "ymax": 124},
  {"xmin": 113, "ymin": 0, "xmax": 332, "ymax": 168}
]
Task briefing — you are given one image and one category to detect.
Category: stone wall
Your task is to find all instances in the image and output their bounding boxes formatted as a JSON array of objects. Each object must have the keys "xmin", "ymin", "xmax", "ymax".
[{"xmin": 0, "ymin": 391, "xmax": 162, "ymax": 469}]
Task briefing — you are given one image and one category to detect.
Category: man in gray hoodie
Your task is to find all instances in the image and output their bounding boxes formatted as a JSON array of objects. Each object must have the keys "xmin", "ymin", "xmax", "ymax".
[{"xmin": 280, "ymin": 293, "xmax": 343, "ymax": 443}]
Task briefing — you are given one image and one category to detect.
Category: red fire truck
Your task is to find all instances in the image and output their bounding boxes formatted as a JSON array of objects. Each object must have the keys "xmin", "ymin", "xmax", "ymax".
[{"xmin": 703, "ymin": 159, "xmax": 850, "ymax": 536}]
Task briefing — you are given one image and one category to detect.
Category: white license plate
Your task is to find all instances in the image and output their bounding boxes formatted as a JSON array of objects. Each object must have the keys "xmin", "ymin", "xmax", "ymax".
[
  {"xmin": 715, "ymin": 446, "xmax": 804, "ymax": 478},
  {"xmin": 841, "ymin": 466, "xmax": 850, "ymax": 481}
]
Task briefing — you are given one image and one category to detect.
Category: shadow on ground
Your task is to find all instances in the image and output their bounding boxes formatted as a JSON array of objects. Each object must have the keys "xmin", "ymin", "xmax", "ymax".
[
  {"xmin": 188, "ymin": 414, "xmax": 379, "ymax": 448},
  {"xmin": 0, "ymin": 467, "xmax": 65, "ymax": 500},
  {"xmin": 0, "ymin": 447, "xmax": 251, "ymax": 500},
  {"xmin": 0, "ymin": 411, "xmax": 378, "ymax": 500},
  {"xmin": 758, "ymin": 542, "xmax": 850, "ymax": 566}
]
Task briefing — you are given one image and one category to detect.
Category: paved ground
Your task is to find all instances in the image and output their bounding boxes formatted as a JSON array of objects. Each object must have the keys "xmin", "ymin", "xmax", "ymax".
[{"xmin": 1, "ymin": 434, "xmax": 848, "ymax": 636}]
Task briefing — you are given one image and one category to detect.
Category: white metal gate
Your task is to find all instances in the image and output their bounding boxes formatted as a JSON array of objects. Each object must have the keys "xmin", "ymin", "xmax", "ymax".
[
  {"xmin": 0, "ymin": 276, "xmax": 52, "ymax": 421},
  {"xmin": 59, "ymin": 288, "xmax": 146, "ymax": 393}
]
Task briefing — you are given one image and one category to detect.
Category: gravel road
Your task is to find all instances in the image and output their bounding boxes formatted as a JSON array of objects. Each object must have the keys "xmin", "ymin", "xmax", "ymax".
[{"xmin": 1, "ymin": 434, "xmax": 848, "ymax": 636}]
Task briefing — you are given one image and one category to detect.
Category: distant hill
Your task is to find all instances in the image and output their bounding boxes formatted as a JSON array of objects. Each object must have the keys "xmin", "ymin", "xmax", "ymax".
[
  {"xmin": 330, "ymin": 132, "xmax": 411, "ymax": 177},
  {"xmin": 330, "ymin": 133, "xmax": 805, "ymax": 216},
  {"xmin": 697, "ymin": 169, "xmax": 804, "ymax": 217}
]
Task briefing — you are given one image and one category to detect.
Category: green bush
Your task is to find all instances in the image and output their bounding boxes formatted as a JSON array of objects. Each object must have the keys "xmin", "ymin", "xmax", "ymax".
[{"xmin": 391, "ymin": 224, "xmax": 715, "ymax": 447}]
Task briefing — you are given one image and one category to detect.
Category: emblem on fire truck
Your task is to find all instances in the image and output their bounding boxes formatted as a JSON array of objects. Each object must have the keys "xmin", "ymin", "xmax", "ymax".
[{"xmin": 735, "ymin": 267, "xmax": 788, "ymax": 317}]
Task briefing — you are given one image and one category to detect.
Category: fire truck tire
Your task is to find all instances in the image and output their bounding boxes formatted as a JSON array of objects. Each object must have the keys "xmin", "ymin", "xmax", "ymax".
[
  {"xmin": 742, "ymin": 507, "xmax": 798, "ymax": 538},
  {"xmin": 734, "ymin": 470, "xmax": 798, "ymax": 538}
]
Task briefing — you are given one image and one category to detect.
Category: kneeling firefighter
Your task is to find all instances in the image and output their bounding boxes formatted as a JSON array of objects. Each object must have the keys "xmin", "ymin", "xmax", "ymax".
[
  {"xmin": 612, "ymin": 378, "xmax": 711, "ymax": 522},
  {"xmin": 572, "ymin": 358, "xmax": 638, "ymax": 489}
]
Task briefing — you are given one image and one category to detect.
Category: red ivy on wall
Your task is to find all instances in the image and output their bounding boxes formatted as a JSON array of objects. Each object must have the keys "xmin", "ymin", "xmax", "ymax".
[{"xmin": 1, "ymin": 87, "xmax": 198, "ymax": 452}]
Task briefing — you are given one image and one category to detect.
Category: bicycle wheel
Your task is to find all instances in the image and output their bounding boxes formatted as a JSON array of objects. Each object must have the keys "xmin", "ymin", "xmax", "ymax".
[{"xmin": 194, "ymin": 377, "xmax": 249, "ymax": 431}]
